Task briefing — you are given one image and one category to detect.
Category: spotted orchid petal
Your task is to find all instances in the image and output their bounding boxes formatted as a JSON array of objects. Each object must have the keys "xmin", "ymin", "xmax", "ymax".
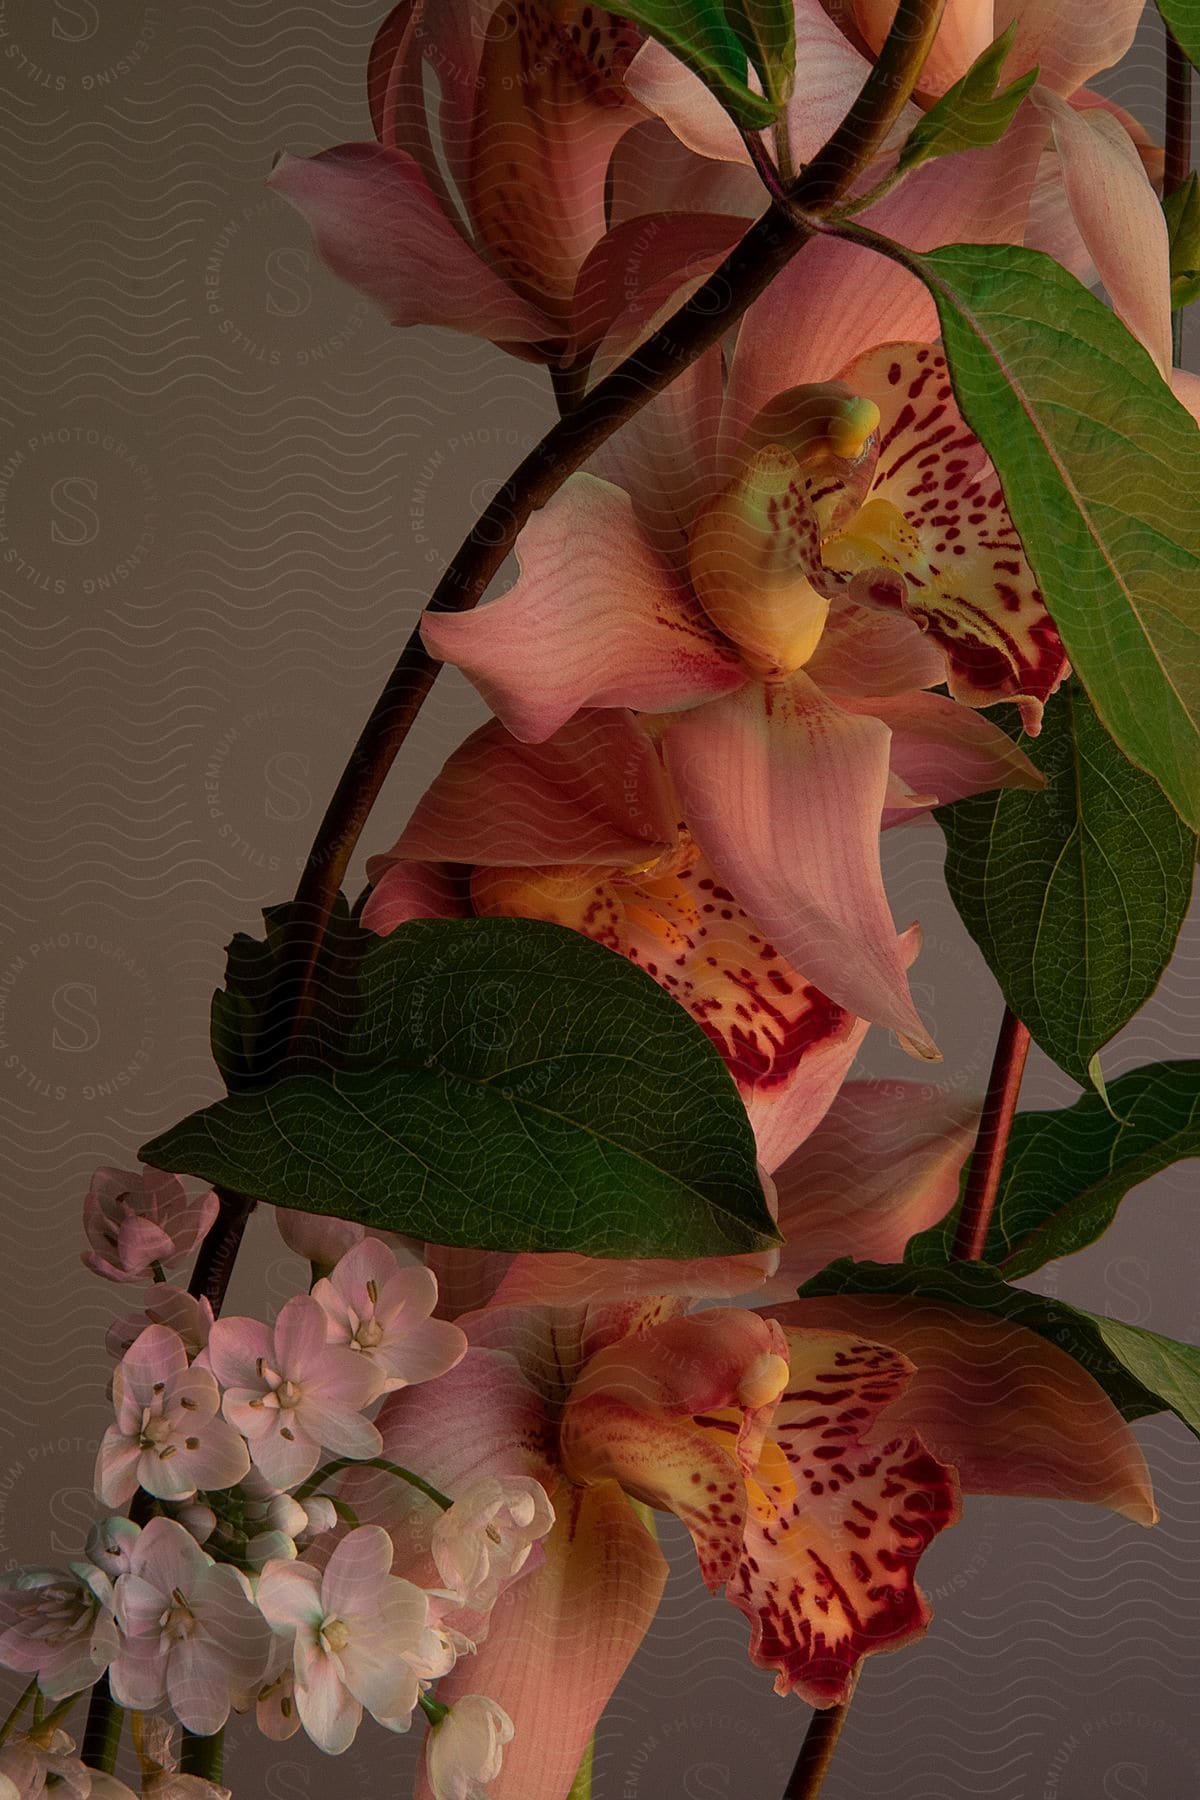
[
  {"xmin": 772, "ymin": 1297, "xmax": 1157, "ymax": 1526},
  {"xmin": 840, "ymin": 689, "xmax": 1045, "ymax": 822},
  {"xmin": 561, "ymin": 1310, "xmax": 959, "ymax": 1705},
  {"xmin": 422, "ymin": 474, "xmax": 744, "ymax": 743},
  {"xmin": 824, "ymin": 343, "xmax": 1066, "ymax": 727},
  {"xmin": 664, "ymin": 673, "xmax": 937, "ymax": 1056}
]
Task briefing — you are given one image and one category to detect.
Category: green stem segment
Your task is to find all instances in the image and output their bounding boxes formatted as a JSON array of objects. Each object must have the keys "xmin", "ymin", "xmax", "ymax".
[
  {"xmin": 1165, "ymin": 21, "xmax": 1194, "ymax": 367},
  {"xmin": 0, "ymin": 1677, "xmax": 37, "ymax": 1747},
  {"xmin": 80, "ymin": 1676, "xmax": 123, "ymax": 1775},
  {"xmin": 180, "ymin": 1726, "xmax": 224, "ymax": 1782},
  {"xmin": 950, "ymin": 1006, "xmax": 1033, "ymax": 1262},
  {"xmin": 293, "ymin": 1456, "xmax": 453, "ymax": 1513}
]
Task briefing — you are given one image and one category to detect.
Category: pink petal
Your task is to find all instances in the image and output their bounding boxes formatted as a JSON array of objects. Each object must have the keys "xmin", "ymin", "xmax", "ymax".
[
  {"xmin": 95, "ymin": 1430, "xmax": 142, "ymax": 1509},
  {"xmin": 421, "ymin": 475, "xmax": 744, "ymax": 743},
  {"xmin": 166, "ymin": 1637, "xmax": 234, "ymax": 1736},
  {"xmin": 268, "ymin": 145, "xmax": 554, "ymax": 348},
  {"xmin": 256, "ymin": 1561, "xmax": 324, "ymax": 1635},
  {"xmin": 360, "ymin": 862, "xmax": 469, "ymax": 936},
  {"xmin": 296, "ymin": 1650, "xmax": 362, "ymax": 1754},
  {"xmin": 996, "ymin": 0, "xmax": 1144, "ymax": 96},
  {"xmin": 117, "ymin": 1324, "xmax": 188, "ymax": 1406},
  {"xmin": 250, "ymin": 1421, "xmax": 323, "ymax": 1492},
  {"xmin": 377, "ymin": 1316, "xmax": 467, "ymax": 1388},
  {"xmin": 784, "ymin": 0, "xmax": 908, "ymax": 158},
  {"xmin": 366, "ymin": 712, "xmax": 678, "ymax": 874},
  {"xmin": 296, "ymin": 1401, "xmax": 382, "ymax": 1465},
  {"xmin": 759, "ymin": 1080, "xmax": 979, "ymax": 1300},
  {"xmin": 274, "ymin": 1295, "xmax": 337, "ymax": 1379},
  {"xmin": 414, "ymin": 1481, "xmax": 666, "ymax": 1800},
  {"xmin": 664, "ymin": 674, "xmax": 937, "ymax": 1054},
  {"xmin": 588, "ymin": 348, "xmax": 725, "ymax": 564},
  {"xmin": 774, "ymin": 1296, "xmax": 1157, "ymax": 1525},
  {"xmin": 841, "ymin": 690, "xmax": 1045, "ymax": 820},
  {"xmin": 320, "ymin": 1526, "xmax": 395, "ymax": 1617},
  {"xmin": 113, "ymin": 1215, "xmax": 175, "ymax": 1277},
  {"xmin": 206, "ymin": 1316, "xmax": 273, "ymax": 1391},
  {"xmin": 169, "ymin": 1421, "xmax": 251, "ymax": 1496},
  {"xmin": 624, "ymin": 37, "xmax": 749, "ymax": 163},
  {"xmin": 804, "ymin": 602, "xmax": 947, "ymax": 700},
  {"xmin": 568, "ymin": 209, "xmax": 749, "ymax": 372},
  {"xmin": 172, "ymin": 1188, "xmax": 221, "ymax": 1257},
  {"xmin": 1032, "ymin": 89, "xmax": 1172, "ymax": 377}
]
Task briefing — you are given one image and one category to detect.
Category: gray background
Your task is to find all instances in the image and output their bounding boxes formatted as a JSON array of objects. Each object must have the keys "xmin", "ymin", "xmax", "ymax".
[{"xmin": 0, "ymin": 2, "xmax": 1197, "ymax": 1794}]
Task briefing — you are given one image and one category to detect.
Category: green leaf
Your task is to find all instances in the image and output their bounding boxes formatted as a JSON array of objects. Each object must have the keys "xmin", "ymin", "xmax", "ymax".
[
  {"xmin": 726, "ymin": 0, "xmax": 795, "ymax": 108},
  {"xmin": 797, "ymin": 1257, "xmax": 1200, "ymax": 1440},
  {"xmin": 849, "ymin": 234, "xmax": 1200, "ymax": 830},
  {"xmin": 936, "ymin": 681, "xmax": 1195, "ymax": 1086},
  {"xmin": 616, "ymin": 0, "xmax": 779, "ymax": 127},
  {"xmin": 143, "ymin": 916, "xmax": 777, "ymax": 1260},
  {"xmin": 1164, "ymin": 171, "xmax": 1200, "ymax": 310},
  {"xmin": 907, "ymin": 1059, "xmax": 1200, "ymax": 1272},
  {"xmin": 896, "ymin": 24, "xmax": 1037, "ymax": 173},
  {"xmin": 1157, "ymin": 1, "xmax": 1200, "ymax": 79}
]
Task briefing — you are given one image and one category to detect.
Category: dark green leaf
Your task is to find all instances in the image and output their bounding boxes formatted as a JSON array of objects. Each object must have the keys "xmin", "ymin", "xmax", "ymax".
[
  {"xmin": 936, "ymin": 682, "xmax": 1195, "ymax": 1086},
  {"xmin": 144, "ymin": 917, "xmax": 776, "ymax": 1259},
  {"xmin": 907, "ymin": 1060, "xmax": 1200, "ymax": 1272},
  {"xmin": 847, "ymin": 234, "xmax": 1200, "ymax": 830},
  {"xmin": 797, "ymin": 1257, "xmax": 1200, "ymax": 1439},
  {"xmin": 897, "ymin": 24, "xmax": 1036, "ymax": 173},
  {"xmin": 1164, "ymin": 171, "xmax": 1200, "ymax": 310},
  {"xmin": 617, "ymin": 0, "xmax": 779, "ymax": 127}
]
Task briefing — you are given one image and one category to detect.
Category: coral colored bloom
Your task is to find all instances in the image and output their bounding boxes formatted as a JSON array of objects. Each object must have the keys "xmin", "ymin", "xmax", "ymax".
[
  {"xmin": 267, "ymin": 0, "xmax": 749, "ymax": 369},
  {"xmin": 256, "ymin": 1526, "xmax": 451, "ymax": 1753},
  {"xmin": 426, "ymin": 1694, "xmax": 515, "ymax": 1800},
  {"xmin": 0, "ymin": 1565, "xmax": 117, "ymax": 1699},
  {"xmin": 432, "ymin": 1478, "xmax": 555, "ymax": 1614},
  {"xmin": 82, "ymin": 1166, "xmax": 218, "ymax": 1285},
  {"xmin": 207, "ymin": 1295, "xmax": 385, "ymax": 1489},
  {"xmin": 96, "ymin": 1325, "xmax": 250, "ymax": 1508},
  {"xmin": 108, "ymin": 1517, "xmax": 272, "ymax": 1734},
  {"xmin": 313, "ymin": 1240, "xmax": 467, "ymax": 1392}
]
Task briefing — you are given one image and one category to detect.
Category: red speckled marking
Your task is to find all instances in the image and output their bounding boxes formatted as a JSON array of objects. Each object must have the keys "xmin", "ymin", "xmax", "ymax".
[{"xmin": 830, "ymin": 343, "xmax": 1064, "ymax": 725}]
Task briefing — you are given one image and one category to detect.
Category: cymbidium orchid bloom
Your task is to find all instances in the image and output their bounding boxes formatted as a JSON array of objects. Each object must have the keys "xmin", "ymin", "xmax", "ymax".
[
  {"xmin": 205, "ymin": 1294, "xmax": 386, "ymax": 1489},
  {"xmin": 425, "ymin": 1694, "xmax": 515, "ymax": 1800},
  {"xmin": 419, "ymin": 192, "xmax": 1055, "ymax": 1056},
  {"xmin": 96, "ymin": 1325, "xmax": 250, "ymax": 1509},
  {"xmin": 312, "ymin": 1239, "xmax": 468, "ymax": 1392},
  {"xmin": 267, "ymin": 0, "xmax": 750, "ymax": 372},
  {"xmin": 82, "ymin": 1166, "xmax": 218, "ymax": 1286},
  {"xmin": 346, "ymin": 1228, "xmax": 1155, "ymax": 1800},
  {"xmin": 256, "ymin": 1525, "xmax": 454, "ymax": 1754},
  {"xmin": 361, "ymin": 707, "xmax": 889, "ymax": 1170},
  {"xmin": 108, "ymin": 1516, "xmax": 272, "ymax": 1735},
  {"xmin": 0, "ymin": 1565, "xmax": 117, "ymax": 1700}
]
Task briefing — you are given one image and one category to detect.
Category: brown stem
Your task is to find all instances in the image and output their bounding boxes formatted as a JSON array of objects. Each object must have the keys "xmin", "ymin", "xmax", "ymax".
[
  {"xmin": 1165, "ymin": 23, "xmax": 1194, "ymax": 366},
  {"xmin": 784, "ymin": 1678, "xmax": 860, "ymax": 1799},
  {"xmin": 950, "ymin": 1006, "xmax": 1032, "ymax": 1262},
  {"xmin": 187, "ymin": 1186, "xmax": 255, "ymax": 1312},
  {"xmin": 789, "ymin": 0, "xmax": 948, "ymax": 211}
]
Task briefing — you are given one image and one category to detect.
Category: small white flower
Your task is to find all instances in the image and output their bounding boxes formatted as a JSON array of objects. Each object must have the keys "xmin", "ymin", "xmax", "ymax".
[
  {"xmin": 426, "ymin": 1695, "xmax": 515, "ymax": 1800},
  {"xmin": 432, "ymin": 1477, "xmax": 554, "ymax": 1613}
]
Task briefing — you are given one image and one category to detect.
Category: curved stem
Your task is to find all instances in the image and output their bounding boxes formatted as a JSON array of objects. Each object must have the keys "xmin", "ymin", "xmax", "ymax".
[
  {"xmin": 950, "ymin": 1005, "xmax": 1032, "ymax": 1262},
  {"xmin": 784, "ymin": 1677, "xmax": 859, "ymax": 1799},
  {"xmin": 0, "ymin": 1677, "xmax": 37, "ymax": 1747},
  {"xmin": 789, "ymin": 0, "xmax": 947, "ymax": 211},
  {"xmin": 292, "ymin": 1455, "xmax": 453, "ymax": 1513},
  {"xmin": 187, "ymin": 1186, "xmax": 255, "ymax": 1313},
  {"xmin": 1165, "ymin": 21, "xmax": 1194, "ymax": 366}
]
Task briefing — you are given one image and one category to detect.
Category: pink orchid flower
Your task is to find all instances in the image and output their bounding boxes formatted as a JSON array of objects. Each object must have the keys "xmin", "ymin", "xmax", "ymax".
[
  {"xmin": 629, "ymin": 0, "xmax": 1170, "ymax": 376},
  {"xmin": 108, "ymin": 1516, "xmax": 272, "ymax": 1736},
  {"xmin": 0, "ymin": 1565, "xmax": 117, "ymax": 1700},
  {"xmin": 267, "ymin": 0, "xmax": 750, "ymax": 373},
  {"xmin": 82, "ymin": 1166, "xmax": 218, "ymax": 1286},
  {"xmin": 312, "ymin": 1239, "xmax": 467, "ymax": 1392},
  {"xmin": 362, "ymin": 708, "xmax": 939, "ymax": 1171},
  {"xmin": 421, "ymin": 143, "xmax": 1064, "ymax": 1057},
  {"xmin": 431, "ymin": 1477, "xmax": 555, "ymax": 1614},
  {"xmin": 206, "ymin": 1294, "xmax": 385, "ymax": 1489},
  {"xmin": 336, "ymin": 1084, "xmax": 1156, "ymax": 1800},
  {"xmin": 96, "ymin": 1325, "xmax": 250, "ymax": 1509},
  {"xmin": 426, "ymin": 1694, "xmax": 515, "ymax": 1800},
  {"xmin": 256, "ymin": 1525, "xmax": 453, "ymax": 1754}
]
